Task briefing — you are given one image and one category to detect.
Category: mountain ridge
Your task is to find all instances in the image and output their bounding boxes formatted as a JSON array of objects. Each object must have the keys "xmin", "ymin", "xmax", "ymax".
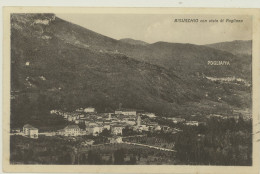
[
  {"xmin": 119, "ymin": 38, "xmax": 149, "ymax": 46},
  {"xmin": 205, "ymin": 40, "xmax": 252, "ymax": 56}
]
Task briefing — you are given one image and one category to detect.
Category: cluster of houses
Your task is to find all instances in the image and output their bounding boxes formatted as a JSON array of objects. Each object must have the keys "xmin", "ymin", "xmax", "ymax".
[
  {"xmin": 21, "ymin": 106, "xmax": 178, "ymax": 138},
  {"xmin": 162, "ymin": 117, "xmax": 201, "ymax": 126},
  {"xmin": 14, "ymin": 106, "xmax": 249, "ymax": 141},
  {"xmin": 206, "ymin": 114, "xmax": 250, "ymax": 123},
  {"xmin": 205, "ymin": 76, "xmax": 251, "ymax": 86},
  {"xmin": 12, "ymin": 107, "xmax": 160, "ymax": 139},
  {"xmin": 13, "ymin": 106, "xmax": 210, "ymax": 140},
  {"xmin": 50, "ymin": 107, "xmax": 165, "ymax": 137}
]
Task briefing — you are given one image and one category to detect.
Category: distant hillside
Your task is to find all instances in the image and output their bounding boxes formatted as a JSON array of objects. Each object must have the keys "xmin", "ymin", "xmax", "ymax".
[
  {"xmin": 46, "ymin": 16, "xmax": 251, "ymax": 79},
  {"xmin": 117, "ymin": 41, "xmax": 251, "ymax": 80},
  {"xmin": 16, "ymin": 14, "xmax": 250, "ymax": 79},
  {"xmin": 119, "ymin": 38, "xmax": 148, "ymax": 46},
  {"xmin": 10, "ymin": 14, "xmax": 251, "ymax": 128},
  {"xmin": 206, "ymin": 40, "xmax": 252, "ymax": 56}
]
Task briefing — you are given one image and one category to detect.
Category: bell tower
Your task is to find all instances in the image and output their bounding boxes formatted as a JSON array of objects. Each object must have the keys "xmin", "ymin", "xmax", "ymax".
[{"xmin": 137, "ymin": 115, "xmax": 141, "ymax": 126}]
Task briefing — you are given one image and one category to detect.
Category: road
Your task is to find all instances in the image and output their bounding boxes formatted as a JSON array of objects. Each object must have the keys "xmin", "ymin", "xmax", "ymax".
[{"xmin": 122, "ymin": 141, "xmax": 175, "ymax": 152}]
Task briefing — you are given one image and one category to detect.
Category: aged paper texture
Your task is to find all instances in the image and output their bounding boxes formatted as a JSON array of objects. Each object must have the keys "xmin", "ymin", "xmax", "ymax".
[{"xmin": 3, "ymin": 7, "xmax": 260, "ymax": 174}]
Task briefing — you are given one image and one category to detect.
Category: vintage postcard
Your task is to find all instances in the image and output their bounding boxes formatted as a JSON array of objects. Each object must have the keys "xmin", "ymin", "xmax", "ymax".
[{"xmin": 2, "ymin": 7, "xmax": 260, "ymax": 173}]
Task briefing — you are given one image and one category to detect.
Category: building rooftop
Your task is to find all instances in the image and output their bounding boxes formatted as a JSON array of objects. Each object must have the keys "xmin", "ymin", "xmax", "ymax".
[
  {"xmin": 112, "ymin": 124, "xmax": 126, "ymax": 128},
  {"xmin": 64, "ymin": 125, "xmax": 80, "ymax": 129},
  {"xmin": 115, "ymin": 108, "xmax": 137, "ymax": 112},
  {"xmin": 23, "ymin": 124, "xmax": 38, "ymax": 129}
]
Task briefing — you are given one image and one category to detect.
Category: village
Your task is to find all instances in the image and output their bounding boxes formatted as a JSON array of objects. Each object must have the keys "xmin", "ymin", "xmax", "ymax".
[
  {"xmin": 12, "ymin": 106, "xmax": 181, "ymax": 142},
  {"xmin": 11, "ymin": 104, "xmax": 250, "ymax": 146},
  {"xmin": 10, "ymin": 104, "xmax": 252, "ymax": 165}
]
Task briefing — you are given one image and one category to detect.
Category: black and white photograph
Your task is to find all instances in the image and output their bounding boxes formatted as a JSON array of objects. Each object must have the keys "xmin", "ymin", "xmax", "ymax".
[{"xmin": 3, "ymin": 7, "xmax": 260, "ymax": 173}]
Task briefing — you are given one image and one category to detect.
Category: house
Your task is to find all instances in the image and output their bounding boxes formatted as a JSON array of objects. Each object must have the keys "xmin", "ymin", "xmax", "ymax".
[
  {"xmin": 125, "ymin": 118, "xmax": 136, "ymax": 126},
  {"xmin": 142, "ymin": 112, "xmax": 156, "ymax": 118},
  {"xmin": 138, "ymin": 125, "xmax": 149, "ymax": 131},
  {"xmin": 147, "ymin": 122, "xmax": 159, "ymax": 131},
  {"xmin": 107, "ymin": 113, "xmax": 113, "ymax": 120},
  {"xmin": 58, "ymin": 125, "xmax": 81, "ymax": 136},
  {"xmin": 81, "ymin": 139, "xmax": 95, "ymax": 146},
  {"xmin": 96, "ymin": 119, "xmax": 104, "ymax": 125},
  {"xmin": 111, "ymin": 125, "xmax": 124, "ymax": 135},
  {"xmin": 12, "ymin": 128, "xmax": 21, "ymax": 133},
  {"xmin": 84, "ymin": 107, "xmax": 95, "ymax": 113},
  {"xmin": 88, "ymin": 122, "xmax": 99, "ymax": 127},
  {"xmin": 172, "ymin": 118, "xmax": 185, "ymax": 124},
  {"xmin": 103, "ymin": 124, "xmax": 111, "ymax": 130},
  {"xmin": 115, "ymin": 110, "xmax": 123, "ymax": 115},
  {"xmin": 115, "ymin": 109, "xmax": 137, "ymax": 116},
  {"xmin": 75, "ymin": 119, "xmax": 85, "ymax": 124},
  {"xmin": 79, "ymin": 130, "xmax": 87, "ymax": 136},
  {"xmin": 86, "ymin": 125, "xmax": 103, "ymax": 136},
  {"xmin": 164, "ymin": 117, "xmax": 185, "ymax": 123},
  {"xmin": 162, "ymin": 126, "xmax": 171, "ymax": 132},
  {"xmin": 154, "ymin": 125, "xmax": 162, "ymax": 131},
  {"xmin": 23, "ymin": 124, "xmax": 38, "ymax": 138},
  {"xmin": 68, "ymin": 115, "xmax": 77, "ymax": 122},
  {"xmin": 76, "ymin": 108, "xmax": 84, "ymax": 112},
  {"xmin": 184, "ymin": 121, "xmax": 199, "ymax": 126},
  {"xmin": 85, "ymin": 120, "xmax": 92, "ymax": 126},
  {"xmin": 108, "ymin": 136, "xmax": 123, "ymax": 143},
  {"xmin": 50, "ymin": 110, "xmax": 58, "ymax": 114}
]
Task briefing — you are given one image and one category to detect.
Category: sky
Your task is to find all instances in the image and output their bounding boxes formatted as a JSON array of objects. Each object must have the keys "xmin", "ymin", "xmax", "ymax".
[{"xmin": 56, "ymin": 14, "xmax": 252, "ymax": 45}]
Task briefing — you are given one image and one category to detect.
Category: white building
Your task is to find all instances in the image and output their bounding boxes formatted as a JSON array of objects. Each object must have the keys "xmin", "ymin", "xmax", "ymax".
[
  {"xmin": 167, "ymin": 117, "xmax": 186, "ymax": 124},
  {"xmin": 76, "ymin": 108, "xmax": 84, "ymax": 112},
  {"xmin": 109, "ymin": 136, "xmax": 123, "ymax": 143},
  {"xmin": 75, "ymin": 119, "xmax": 85, "ymax": 124},
  {"xmin": 184, "ymin": 121, "xmax": 199, "ymax": 126},
  {"xmin": 103, "ymin": 124, "xmax": 111, "ymax": 130},
  {"xmin": 23, "ymin": 124, "xmax": 38, "ymax": 138},
  {"xmin": 143, "ymin": 113, "xmax": 156, "ymax": 118},
  {"xmin": 125, "ymin": 118, "xmax": 136, "ymax": 126},
  {"xmin": 86, "ymin": 125, "xmax": 103, "ymax": 136},
  {"xmin": 154, "ymin": 125, "xmax": 162, "ymax": 131},
  {"xmin": 81, "ymin": 139, "xmax": 95, "ymax": 146},
  {"xmin": 58, "ymin": 125, "xmax": 81, "ymax": 136},
  {"xmin": 84, "ymin": 107, "xmax": 95, "ymax": 113},
  {"xmin": 162, "ymin": 126, "xmax": 170, "ymax": 132},
  {"xmin": 68, "ymin": 115, "xmax": 77, "ymax": 122},
  {"xmin": 107, "ymin": 113, "xmax": 113, "ymax": 120},
  {"xmin": 115, "ymin": 109, "xmax": 136, "ymax": 116},
  {"xmin": 111, "ymin": 125, "xmax": 124, "ymax": 135}
]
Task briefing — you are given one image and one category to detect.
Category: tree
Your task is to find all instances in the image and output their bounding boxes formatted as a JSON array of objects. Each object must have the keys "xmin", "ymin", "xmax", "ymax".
[
  {"xmin": 114, "ymin": 148, "xmax": 125, "ymax": 164},
  {"xmin": 100, "ymin": 128, "xmax": 111, "ymax": 137},
  {"xmin": 87, "ymin": 150, "xmax": 94, "ymax": 164},
  {"xmin": 79, "ymin": 153, "xmax": 87, "ymax": 164},
  {"xmin": 129, "ymin": 154, "xmax": 137, "ymax": 164},
  {"xmin": 59, "ymin": 152, "xmax": 71, "ymax": 164}
]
